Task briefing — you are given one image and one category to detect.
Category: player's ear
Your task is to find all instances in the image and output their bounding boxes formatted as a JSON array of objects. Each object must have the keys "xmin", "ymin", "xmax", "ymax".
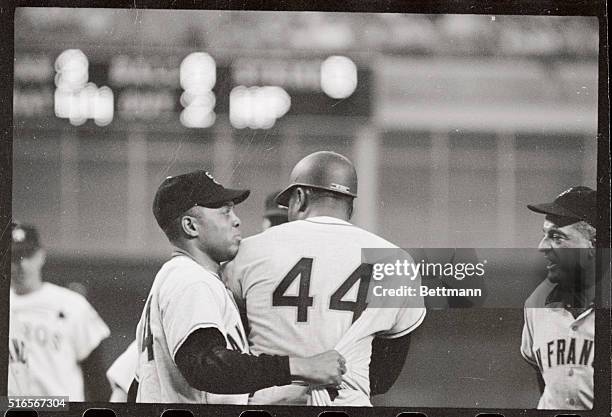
[
  {"xmin": 180, "ymin": 215, "xmax": 199, "ymax": 238},
  {"xmin": 346, "ymin": 201, "xmax": 354, "ymax": 219},
  {"xmin": 295, "ymin": 187, "xmax": 308, "ymax": 212}
]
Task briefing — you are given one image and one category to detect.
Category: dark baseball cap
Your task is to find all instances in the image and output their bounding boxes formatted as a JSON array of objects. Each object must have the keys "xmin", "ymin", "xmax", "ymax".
[
  {"xmin": 153, "ymin": 170, "xmax": 250, "ymax": 230},
  {"xmin": 10, "ymin": 222, "xmax": 42, "ymax": 261},
  {"xmin": 527, "ymin": 186, "xmax": 597, "ymax": 227},
  {"xmin": 264, "ymin": 191, "xmax": 288, "ymax": 218}
]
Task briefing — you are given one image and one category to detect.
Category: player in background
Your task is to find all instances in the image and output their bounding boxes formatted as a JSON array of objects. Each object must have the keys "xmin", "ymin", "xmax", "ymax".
[
  {"xmin": 7, "ymin": 313, "xmax": 31, "ymax": 395},
  {"xmin": 133, "ymin": 170, "xmax": 346, "ymax": 404},
  {"xmin": 224, "ymin": 151, "xmax": 426, "ymax": 406},
  {"xmin": 9, "ymin": 222, "xmax": 110, "ymax": 401},
  {"xmin": 262, "ymin": 191, "xmax": 289, "ymax": 231},
  {"xmin": 521, "ymin": 186, "xmax": 597, "ymax": 409}
]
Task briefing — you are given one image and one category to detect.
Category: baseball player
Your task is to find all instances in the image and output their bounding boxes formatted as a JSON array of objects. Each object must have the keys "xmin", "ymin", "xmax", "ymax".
[
  {"xmin": 133, "ymin": 170, "xmax": 346, "ymax": 404},
  {"xmin": 224, "ymin": 151, "xmax": 426, "ymax": 406},
  {"xmin": 521, "ymin": 186, "xmax": 597, "ymax": 409},
  {"xmin": 9, "ymin": 222, "xmax": 111, "ymax": 401},
  {"xmin": 105, "ymin": 190, "xmax": 290, "ymax": 402},
  {"xmin": 262, "ymin": 191, "xmax": 289, "ymax": 231}
]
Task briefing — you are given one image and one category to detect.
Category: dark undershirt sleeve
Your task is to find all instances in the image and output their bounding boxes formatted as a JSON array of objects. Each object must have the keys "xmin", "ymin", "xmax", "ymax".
[
  {"xmin": 174, "ymin": 327, "xmax": 292, "ymax": 394},
  {"xmin": 369, "ymin": 333, "xmax": 411, "ymax": 396}
]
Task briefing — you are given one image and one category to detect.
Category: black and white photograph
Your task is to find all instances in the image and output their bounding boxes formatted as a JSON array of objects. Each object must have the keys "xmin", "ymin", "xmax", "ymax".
[{"xmin": 1, "ymin": 4, "xmax": 609, "ymax": 416}]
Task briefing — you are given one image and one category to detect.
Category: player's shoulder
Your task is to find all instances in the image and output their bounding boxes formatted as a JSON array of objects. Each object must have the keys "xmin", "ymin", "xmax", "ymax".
[
  {"xmin": 524, "ymin": 278, "xmax": 557, "ymax": 308},
  {"xmin": 157, "ymin": 255, "xmax": 221, "ymax": 295},
  {"xmin": 306, "ymin": 216, "xmax": 400, "ymax": 246},
  {"xmin": 238, "ymin": 218, "xmax": 399, "ymax": 252},
  {"xmin": 42, "ymin": 282, "xmax": 96, "ymax": 312},
  {"xmin": 337, "ymin": 222, "xmax": 400, "ymax": 251},
  {"xmin": 251, "ymin": 220, "xmax": 300, "ymax": 238},
  {"xmin": 356, "ymin": 227, "xmax": 398, "ymax": 248},
  {"xmin": 42, "ymin": 282, "xmax": 87, "ymax": 301},
  {"xmin": 161, "ymin": 254, "xmax": 203, "ymax": 274},
  {"xmin": 238, "ymin": 222, "xmax": 297, "ymax": 251}
]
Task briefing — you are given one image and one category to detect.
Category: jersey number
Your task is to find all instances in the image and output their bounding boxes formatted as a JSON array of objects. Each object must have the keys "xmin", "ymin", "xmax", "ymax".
[
  {"xmin": 272, "ymin": 258, "xmax": 314, "ymax": 322},
  {"xmin": 141, "ymin": 295, "xmax": 154, "ymax": 361},
  {"xmin": 272, "ymin": 257, "xmax": 372, "ymax": 324}
]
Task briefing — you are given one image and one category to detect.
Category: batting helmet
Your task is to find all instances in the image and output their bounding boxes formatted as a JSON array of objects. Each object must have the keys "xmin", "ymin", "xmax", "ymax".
[{"xmin": 275, "ymin": 151, "xmax": 358, "ymax": 207}]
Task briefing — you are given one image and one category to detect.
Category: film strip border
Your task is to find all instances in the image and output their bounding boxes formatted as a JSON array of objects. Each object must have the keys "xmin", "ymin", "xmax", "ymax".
[{"xmin": 0, "ymin": 405, "xmax": 607, "ymax": 417}]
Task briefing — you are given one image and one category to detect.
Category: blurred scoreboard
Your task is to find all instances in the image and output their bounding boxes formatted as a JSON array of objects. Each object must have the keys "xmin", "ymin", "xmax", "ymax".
[{"xmin": 13, "ymin": 49, "xmax": 372, "ymax": 130}]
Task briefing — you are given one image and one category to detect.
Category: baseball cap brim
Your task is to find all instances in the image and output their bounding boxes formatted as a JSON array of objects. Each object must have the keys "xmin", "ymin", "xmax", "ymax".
[
  {"xmin": 204, "ymin": 188, "xmax": 250, "ymax": 208},
  {"xmin": 526, "ymin": 202, "xmax": 581, "ymax": 221}
]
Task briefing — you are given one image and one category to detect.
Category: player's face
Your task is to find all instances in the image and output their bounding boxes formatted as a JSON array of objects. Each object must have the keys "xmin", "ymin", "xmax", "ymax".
[
  {"xmin": 195, "ymin": 202, "xmax": 242, "ymax": 263},
  {"xmin": 11, "ymin": 249, "xmax": 45, "ymax": 282},
  {"xmin": 538, "ymin": 220, "xmax": 593, "ymax": 285}
]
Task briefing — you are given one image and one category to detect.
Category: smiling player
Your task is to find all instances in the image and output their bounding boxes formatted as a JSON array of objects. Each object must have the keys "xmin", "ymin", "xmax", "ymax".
[{"xmin": 521, "ymin": 186, "xmax": 597, "ymax": 410}]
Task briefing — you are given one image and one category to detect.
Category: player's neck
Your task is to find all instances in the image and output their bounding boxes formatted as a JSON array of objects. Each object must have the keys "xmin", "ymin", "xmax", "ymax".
[
  {"xmin": 578, "ymin": 266, "xmax": 596, "ymax": 306},
  {"xmin": 173, "ymin": 244, "xmax": 221, "ymax": 277},
  {"xmin": 558, "ymin": 266, "xmax": 596, "ymax": 307},
  {"xmin": 11, "ymin": 273, "xmax": 43, "ymax": 295},
  {"xmin": 304, "ymin": 206, "xmax": 350, "ymax": 222}
]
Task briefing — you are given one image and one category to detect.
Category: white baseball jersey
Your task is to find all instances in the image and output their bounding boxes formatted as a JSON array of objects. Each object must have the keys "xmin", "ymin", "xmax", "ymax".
[
  {"xmin": 135, "ymin": 251, "xmax": 249, "ymax": 404},
  {"xmin": 9, "ymin": 283, "xmax": 110, "ymax": 401},
  {"xmin": 7, "ymin": 313, "xmax": 30, "ymax": 395},
  {"xmin": 224, "ymin": 216, "xmax": 426, "ymax": 406},
  {"xmin": 106, "ymin": 340, "xmax": 138, "ymax": 394},
  {"xmin": 521, "ymin": 279, "xmax": 594, "ymax": 410}
]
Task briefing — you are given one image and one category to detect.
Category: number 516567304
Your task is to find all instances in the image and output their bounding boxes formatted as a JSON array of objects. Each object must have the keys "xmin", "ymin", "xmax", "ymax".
[{"xmin": 2, "ymin": 396, "xmax": 69, "ymax": 411}]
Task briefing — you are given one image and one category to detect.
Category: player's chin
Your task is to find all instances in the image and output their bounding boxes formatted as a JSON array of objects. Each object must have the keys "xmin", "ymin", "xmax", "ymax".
[
  {"xmin": 545, "ymin": 268, "xmax": 561, "ymax": 283},
  {"xmin": 224, "ymin": 242, "xmax": 241, "ymax": 262},
  {"xmin": 546, "ymin": 268, "xmax": 572, "ymax": 286},
  {"xmin": 211, "ymin": 242, "xmax": 240, "ymax": 263}
]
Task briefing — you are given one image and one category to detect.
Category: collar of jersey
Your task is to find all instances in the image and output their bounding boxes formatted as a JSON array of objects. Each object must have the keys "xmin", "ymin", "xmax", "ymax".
[
  {"xmin": 304, "ymin": 216, "xmax": 353, "ymax": 226},
  {"xmin": 545, "ymin": 283, "xmax": 595, "ymax": 315},
  {"xmin": 171, "ymin": 247, "xmax": 222, "ymax": 280}
]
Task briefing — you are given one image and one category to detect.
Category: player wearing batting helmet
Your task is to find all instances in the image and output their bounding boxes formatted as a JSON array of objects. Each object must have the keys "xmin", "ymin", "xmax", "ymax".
[
  {"xmin": 521, "ymin": 186, "xmax": 597, "ymax": 410},
  {"xmin": 274, "ymin": 151, "xmax": 358, "ymax": 210},
  {"xmin": 132, "ymin": 169, "xmax": 345, "ymax": 404},
  {"xmin": 224, "ymin": 151, "xmax": 426, "ymax": 406}
]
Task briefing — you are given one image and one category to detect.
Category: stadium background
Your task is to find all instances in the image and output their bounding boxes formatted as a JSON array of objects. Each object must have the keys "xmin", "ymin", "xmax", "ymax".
[{"xmin": 10, "ymin": 9, "xmax": 598, "ymax": 407}]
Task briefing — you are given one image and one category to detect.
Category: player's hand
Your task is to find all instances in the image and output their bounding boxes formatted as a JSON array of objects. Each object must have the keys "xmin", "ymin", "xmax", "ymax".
[{"xmin": 289, "ymin": 350, "xmax": 346, "ymax": 386}]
